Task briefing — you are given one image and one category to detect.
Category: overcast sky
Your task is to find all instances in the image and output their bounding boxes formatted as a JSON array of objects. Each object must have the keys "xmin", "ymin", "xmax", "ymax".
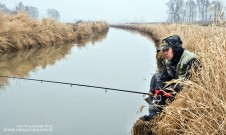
[{"xmin": 1, "ymin": 0, "xmax": 169, "ymax": 23}]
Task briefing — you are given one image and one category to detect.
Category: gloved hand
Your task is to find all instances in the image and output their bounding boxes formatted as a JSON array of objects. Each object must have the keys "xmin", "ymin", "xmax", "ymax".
[
  {"xmin": 149, "ymin": 90, "xmax": 160, "ymax": 97},
  {"xmin": 149, "ymin": 90, "xmax": 160, "ymax": 96},
  {"xmin": 161, "ymin": 91, "xmax": 171, "ymax": 98},
  {"xmin": 149, "ymin": 89, "xmax": 172, "ymax": 98},
  {"xmin": 154, "ymin": 90, "xmax": 161, "ymax": 95},
  {"xmin": 149, "ymin": 92, "xmax": 154, "ymax": 96}
]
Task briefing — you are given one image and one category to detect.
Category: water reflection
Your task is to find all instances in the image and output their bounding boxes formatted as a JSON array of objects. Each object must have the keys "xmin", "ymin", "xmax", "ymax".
[
  {"xmin": 111, "ymin": 26, "xmax": 157, "ymax": 44},
  {"xmin": 0, "ymin": 28, "xmax": 155, "ymax": 135},
  {"xmin": 0, "ymin": 30, "xmax": 109, "ymax": 89},
  {"xmin": 75, "ymin": 29, "xmax": 108, "ymax": 47},
  {"xmin": 0, "ymin": 44, "xmax": 73, "ymax": 88},
  {"xmin": 111, "ymin": 27, "xmax": 164, "ymax": 69}
]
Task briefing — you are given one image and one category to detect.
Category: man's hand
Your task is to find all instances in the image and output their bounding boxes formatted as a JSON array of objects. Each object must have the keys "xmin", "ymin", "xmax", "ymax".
[
  {"xmin": 149, "ymin": 90, "xmax": 172, "ymax": 98},
  {"xmin": 149, "ymin": 90, "xmax": 160, "ymax": 96},
  {"xmin": 149, "ymin": 92, "xmax": 154, "ymax": 96},
  {"xmin": 162, "ymin": 91, "xmax": 171, "ymax": 98}
]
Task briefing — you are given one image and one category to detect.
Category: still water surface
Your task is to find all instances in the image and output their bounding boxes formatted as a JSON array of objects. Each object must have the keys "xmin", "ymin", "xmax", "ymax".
[{"xmin": 0, "ymin": 28, "xmax": 156, "ymax": 135}]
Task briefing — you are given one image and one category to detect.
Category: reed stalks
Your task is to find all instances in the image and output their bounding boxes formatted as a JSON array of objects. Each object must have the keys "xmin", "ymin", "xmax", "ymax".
[
  {"xmin": 112, "ymin": 23, "xmax": 226, "ymax": 135},
  {"xmin": 0, "ymin": 12, "xmax": 109, "ymax": 52}
]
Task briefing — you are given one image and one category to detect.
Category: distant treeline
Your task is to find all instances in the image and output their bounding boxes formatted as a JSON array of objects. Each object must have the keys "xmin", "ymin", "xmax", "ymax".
[
  {"xmin": 166, "ymin": 0, "xmax": 225, "ymax": 23},
  {"xmin": 0, "ymin": 2, "xmax": 60, "ymax": 20}
]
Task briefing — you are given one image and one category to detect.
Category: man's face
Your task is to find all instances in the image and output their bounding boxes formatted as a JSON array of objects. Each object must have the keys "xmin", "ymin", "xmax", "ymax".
[{"xmin": 163, "ymin": 47, "xmax": 174, "ymax": 60}]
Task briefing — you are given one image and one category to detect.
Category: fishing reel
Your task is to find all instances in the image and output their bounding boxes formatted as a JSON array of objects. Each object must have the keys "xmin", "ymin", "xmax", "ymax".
[
  {"xmin": 152, "ymin": 90, "xmax": 162, "ymax": 104},
  {"xmin": 152, "ymin": 94, "xmax": 162, "ymax": 104}
]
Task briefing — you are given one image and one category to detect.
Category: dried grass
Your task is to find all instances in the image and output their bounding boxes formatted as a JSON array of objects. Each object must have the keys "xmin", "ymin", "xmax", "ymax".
[
  {"xmin": 0, "ymin": 12, "xmax": 109, "ymax": 52},
  {"xmin": 113, "ymin": 24, "xmax": 226, "ymax": 135}
]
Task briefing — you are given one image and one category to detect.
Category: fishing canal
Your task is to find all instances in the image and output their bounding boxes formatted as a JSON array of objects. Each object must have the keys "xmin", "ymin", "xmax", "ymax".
[{"xmin": 0, "ymin": 28, "xmax": 157, "ymax": 135}]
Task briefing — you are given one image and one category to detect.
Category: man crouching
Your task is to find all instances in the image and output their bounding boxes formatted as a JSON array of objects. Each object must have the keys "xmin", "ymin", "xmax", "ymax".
[{"xmin": 141, "ymin": 35, "xmax": 200, "ymax": 121}]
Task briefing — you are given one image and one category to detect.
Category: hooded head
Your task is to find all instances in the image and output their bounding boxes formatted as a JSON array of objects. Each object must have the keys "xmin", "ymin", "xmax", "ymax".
[
  {"xmin": 159, "ymin": 35, "xmax": 183, "ymax": 52},
  {"xmin": 158, "ymin": 35, "xmax": 184, "ymax": 62}
]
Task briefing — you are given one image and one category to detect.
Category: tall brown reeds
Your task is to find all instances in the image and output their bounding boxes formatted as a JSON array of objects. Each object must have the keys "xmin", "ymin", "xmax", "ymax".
[
  {"xmin": 112, "ymin": 24, "xmax": 226, "ymax": 134},
  {"xmin": 0, "ymin": 12, "xmax": 109, "ymax": 52}
]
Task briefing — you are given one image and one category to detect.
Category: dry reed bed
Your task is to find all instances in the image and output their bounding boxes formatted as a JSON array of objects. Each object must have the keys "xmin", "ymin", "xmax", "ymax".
[
  {"xmin": 0, "ymin": 13, "xmax": 109, "ymax": 52},
  {"xmin": 113, "ymin": 24, "xmax": 226, "ymax": 135}
]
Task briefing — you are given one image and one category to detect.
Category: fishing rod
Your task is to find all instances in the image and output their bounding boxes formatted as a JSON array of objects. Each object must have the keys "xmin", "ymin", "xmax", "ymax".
[{"xmin": 0, "ymin": 75, "xmax": 149, "ymax": 95}]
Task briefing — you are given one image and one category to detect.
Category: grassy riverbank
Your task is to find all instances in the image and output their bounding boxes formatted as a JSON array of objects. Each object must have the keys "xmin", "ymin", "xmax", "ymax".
[
  {"xmin": 0, "ymin": 12, "xmax": 109, "ymax": 52},
  {"xmin": 0, "ymin": 24, "xmax": 108, "ymax": 88},
  {"xmin": 112, "ymin": 24, "xmax": 226, "ymax": 134}
]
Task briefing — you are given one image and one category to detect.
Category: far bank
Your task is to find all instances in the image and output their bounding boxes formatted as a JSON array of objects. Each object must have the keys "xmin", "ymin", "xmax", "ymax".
[{"xmin": 0, "ymin": 12, "xmax": 109, "ymax": 53}]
